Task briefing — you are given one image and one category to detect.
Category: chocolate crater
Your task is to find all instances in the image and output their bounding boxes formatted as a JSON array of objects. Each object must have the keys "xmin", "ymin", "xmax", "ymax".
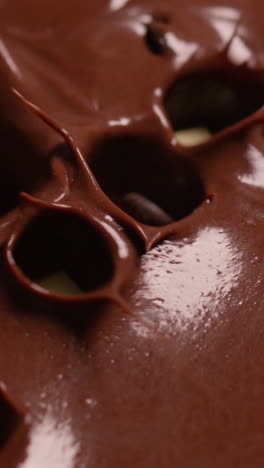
[
  {"xmin": 12, "ymin": 211, "xmax": 113, "ymax": 295},
  {"xmin": 164, "ymin": 71, "xmax": 264, "ymax": 135},
  {"xmin": 51, "ymin": 143, "xmax": 76, "ymax": 164},
  {"xmin": 90, "ymin": 134, "xmax": 205, "ymax": 225}
]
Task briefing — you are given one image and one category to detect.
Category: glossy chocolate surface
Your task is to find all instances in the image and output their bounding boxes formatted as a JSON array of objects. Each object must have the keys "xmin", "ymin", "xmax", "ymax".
[{"xmin": 0, "ymin": 1, "xmax": 263, "ymax": 466}]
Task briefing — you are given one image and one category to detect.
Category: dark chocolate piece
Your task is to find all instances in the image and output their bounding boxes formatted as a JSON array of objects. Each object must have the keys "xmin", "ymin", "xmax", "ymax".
[{"xmin": 122, "ymin": 192, "xmax": 174, "ymax": 225}]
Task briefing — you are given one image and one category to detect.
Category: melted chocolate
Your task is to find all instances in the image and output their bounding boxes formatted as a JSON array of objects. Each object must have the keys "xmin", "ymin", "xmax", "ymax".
[{"xmin": 0, "ymin": 1, "xmax": 263, "ymax": 466}]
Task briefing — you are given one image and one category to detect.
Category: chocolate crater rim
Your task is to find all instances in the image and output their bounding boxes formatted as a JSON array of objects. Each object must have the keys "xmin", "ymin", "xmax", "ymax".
[
  {"xmin": 89, "ymin": 133, "xmax": 206, "ymax": 227},
  {"xmin": 4, "ymin": 207, "xmax": 124, "ymax": 302},
  {"xmin": 163, "ymin": 67, "xmax": 264, "ymax": 140}
]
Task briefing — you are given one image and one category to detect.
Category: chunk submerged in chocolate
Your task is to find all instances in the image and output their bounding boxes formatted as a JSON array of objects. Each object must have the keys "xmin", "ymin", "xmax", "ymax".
[
  {"xmin": 165, "ymin": 74, "xmax": 264, "ymax": 134},
  {"xmin": 122, "ymin": 192, "xmax": 174, "ymax": 225},
  {"xmin": 0, "ymin": 1, "xmax": 263, "ymax": 467}
]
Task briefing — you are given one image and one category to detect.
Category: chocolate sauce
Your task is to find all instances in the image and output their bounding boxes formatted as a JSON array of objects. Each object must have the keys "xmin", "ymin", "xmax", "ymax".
[
  {"xmin": 0, "ymin": 1, "xmax": 263, "ymax": 467},
  {"xmin": 121, "ymin": 192, "xmax": 174, "ymax": 225}
]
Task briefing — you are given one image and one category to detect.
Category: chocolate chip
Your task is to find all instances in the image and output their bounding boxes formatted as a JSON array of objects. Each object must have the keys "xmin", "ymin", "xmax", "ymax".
[
  {"xmin": 164, "ymin": 73, "xmax": 264, "ymax": 134},
  {"xmin": 145, "ymin": 24, "xmax": 167, "ymax": 56},
  {"xmin": 122, "ymin": 192, "xmax": 174, "ymax": 226}
]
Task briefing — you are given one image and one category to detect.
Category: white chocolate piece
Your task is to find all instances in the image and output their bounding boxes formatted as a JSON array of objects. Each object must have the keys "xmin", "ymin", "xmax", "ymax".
[
  {"xmin": 175, "ymin": 127, "xmax": 211, "ymax": 147},
  {"xmin": 38, "ymin": 271, "xmax": 82, "ymax": 296}
]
